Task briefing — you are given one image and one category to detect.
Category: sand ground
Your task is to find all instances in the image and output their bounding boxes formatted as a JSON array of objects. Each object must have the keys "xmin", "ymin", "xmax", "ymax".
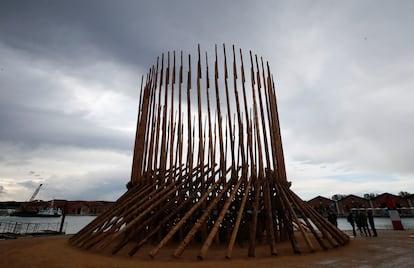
[{"xmin": 1, "ymin": 230, "xmax": 413, "ymax": 268}]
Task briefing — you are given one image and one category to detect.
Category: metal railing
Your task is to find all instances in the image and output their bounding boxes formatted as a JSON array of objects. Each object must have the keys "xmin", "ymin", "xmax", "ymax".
[{"xmin": 0, "ymin": 221, "xmax": 66, "ymax": 235}]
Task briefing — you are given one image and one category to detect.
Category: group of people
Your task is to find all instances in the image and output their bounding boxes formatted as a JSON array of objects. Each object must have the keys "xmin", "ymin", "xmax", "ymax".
[{"xmin": 347, "ymin": 210, "xmax": 378, "ymax": 237}]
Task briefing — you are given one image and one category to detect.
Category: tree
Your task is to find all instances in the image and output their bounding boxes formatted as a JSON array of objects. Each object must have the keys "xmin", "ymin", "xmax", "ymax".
[
  {"xmin": 363, "ymin": 193, "xmax": 378, "ymax": 199},
  {"xmin": 331, "ymin": 194, "xmax": 347, "ymax": 201},
  {"xmin": 399, "ymin": 191, "xmax": 411, "ymax": 198}
]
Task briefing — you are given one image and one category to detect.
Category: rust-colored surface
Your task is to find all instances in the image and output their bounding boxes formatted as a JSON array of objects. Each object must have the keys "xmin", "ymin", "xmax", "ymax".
[{"xmin": 1, "ymin": 230, "xmax": 413, "ymax": 267}]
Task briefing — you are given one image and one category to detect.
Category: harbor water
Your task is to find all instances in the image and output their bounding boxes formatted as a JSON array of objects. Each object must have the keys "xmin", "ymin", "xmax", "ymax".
[
  {"xmin": 0, "ymin": 215, "xmax": 95, "ymax": 234},
  {"xmin": 1, "ymin": 215, "xmax": 414, "ymax": 235}
]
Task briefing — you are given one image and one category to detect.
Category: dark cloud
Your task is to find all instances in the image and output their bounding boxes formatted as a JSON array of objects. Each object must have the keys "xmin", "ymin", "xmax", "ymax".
[
  {"xmin": 0, "ymin": 104, "xmax": 132, "ymax": 151},
  {"xmin": 1, "ymin": 0, "xmax": 414, "ymax": 201},
  {"xmin": 0, "ymin": 41, "xmax": 137, "ymax": 153},
  {"xmin": 17, "ymin": 180, "xmax": 41, "ymax": 190},
  {"xmin": 0, "ymin": 0, "xmax": 258, "ymax": 69},
  {"xmin": 0, "ymin": 1, "xmax": 150, "ymax": 67},
  {"xmin": 45, "ymin": 169, "xmax": 128, "ymax": 201}
]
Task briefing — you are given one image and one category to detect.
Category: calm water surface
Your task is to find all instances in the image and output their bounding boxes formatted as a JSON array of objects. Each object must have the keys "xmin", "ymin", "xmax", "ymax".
[{"xmin": 0, "ymin": 215, "xmax": 95, "ymax": 234}]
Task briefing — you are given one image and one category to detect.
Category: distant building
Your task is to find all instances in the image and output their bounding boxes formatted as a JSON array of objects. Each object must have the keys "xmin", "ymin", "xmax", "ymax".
[
  {"xmin": 335, "ymin": 195, "xmax": 370, "ymax": 216},
  {"xmin": 62, "ymin": 200, "xmax": 114, "ymax": 215},
  {"xmin": 0, "ymin": 201, "xmax": 21, "ymax": 215},
  {"xmin": 371, "ymin": 193, "xmax": 408, "ymax": 208},
  {"xmin": 405, "ymin": 194, "xmax": 414, "ymax": 208},
  {"xmin": 307, "ymin": 195, "xmax": 335, "ymax": 216},
  {"xmin": 371, "ymin": 193, "xmax": 411, "ymax": 216},
  {"xmin": 0, "ymin": 200, "xmax": 115, "ymax": 216},
  {"xmin": 305, "ymin": 192, "xmax": 414, "ymax": 217}
]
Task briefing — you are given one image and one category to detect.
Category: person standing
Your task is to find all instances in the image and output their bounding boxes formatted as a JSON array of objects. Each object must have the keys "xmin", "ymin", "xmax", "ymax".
[
  {"xmin": 367, "ymin": 210, "xmax": 378, "ymax": 237},
  {"xmin": 347, "ymin": 211, "xmax": 356, "ymax": 237},
  {"xmin": 327, "ymin": 210, "xmax": 338, "ymax": 227},
  {"xmin": 355, "ymin": 211, "xmax": 369, "ymax": 236},
  {"xmin": 360, "ymin": 211, "xmax": 371, "ymax": 237}
]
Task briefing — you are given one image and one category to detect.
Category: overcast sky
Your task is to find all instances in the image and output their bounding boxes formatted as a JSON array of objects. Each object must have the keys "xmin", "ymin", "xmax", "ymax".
[{"xmin": 1, "ymin": 0, "xmax": 413, "ymax": 202}]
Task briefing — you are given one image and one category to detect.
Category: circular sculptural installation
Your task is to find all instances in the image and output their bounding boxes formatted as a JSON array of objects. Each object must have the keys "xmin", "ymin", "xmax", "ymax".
[{"xmin": 69, "ymin": 45, "xmax": 349, "ymax": 259}]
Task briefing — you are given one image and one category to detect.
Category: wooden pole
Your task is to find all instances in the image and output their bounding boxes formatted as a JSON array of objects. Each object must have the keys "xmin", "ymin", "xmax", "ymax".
[
  {"xmin": 173, "ymin": 168, "xmax": 239, "ymax": 258},
  {"xmin": 198, "ymin": 169, "xmax": 244, "ymax": 259},
  {"xmin": 149, "ymin": 168, "xmax": 231, "ymax": 259},
  {"xmin": 71, "ymin": 45, "xmax": 349, "ymax": 260}
]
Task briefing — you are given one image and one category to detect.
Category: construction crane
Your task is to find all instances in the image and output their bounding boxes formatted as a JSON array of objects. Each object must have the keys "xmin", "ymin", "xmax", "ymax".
[{"xmin": 28, "ymin": 184, "xmax": 43, "ymax": 202}]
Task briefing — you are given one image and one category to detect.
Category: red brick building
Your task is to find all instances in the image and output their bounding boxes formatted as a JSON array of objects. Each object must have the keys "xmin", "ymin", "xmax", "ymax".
[
  {"xmin": 45, "ymin": 200, "xmax": 114, "ymax": 215},
  {"xmin": 335, "ymin": 195, "xmax": 370, "ymax": 216},
  {"xmin": 307, "ymin": 195, "xmax": 335, "ymax": 216},
  {"xmin": 405, "ymin": 194, "xmax": 414, "ymax": 208},
  {"xmin": 371, "ymin": 193, "xmax": 408, "ymax": 208},
  {"xmin": 305, "ymin": 193, "xmax": 414, "ymax": 217},
  {"xmin": 371, "ymin": 193, "xmax": 412, "ymax": 216}
]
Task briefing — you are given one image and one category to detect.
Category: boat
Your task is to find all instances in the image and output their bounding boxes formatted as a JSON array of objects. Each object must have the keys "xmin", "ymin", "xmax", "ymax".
[
  {"xmin": 9, "ymin": 184, "xmax": 63, "ymax": 217},
  {"xmin": 10, "ymin": 207, "xmax": 62, "ymax": 217},
  {"xmin": 37, "ymin": 207, "xmax": 62, "ymax": 217},
  {"xmin": 0, "ymin": 209, "xmax": 9, "ymax": 216}
]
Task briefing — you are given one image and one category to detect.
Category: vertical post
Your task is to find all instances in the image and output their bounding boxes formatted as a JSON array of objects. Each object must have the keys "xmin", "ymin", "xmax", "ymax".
[
  {"xmin": 186, "ymin": 54, "xmax": 193, "ymax": 172},
  {"xmin": 214, "ymin": 45, "xmax": 226, "ymax": 176},
  {"xmin": 223, "ymin": 44, "xmax": 236, "ymax": 168},
  {"xmin": 59, "ymin": 200, "xmax": 67, "ymax": 233},
  {"xmin": 168, "ymin": 51, "xmax": 176, "ymax": 182}
]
